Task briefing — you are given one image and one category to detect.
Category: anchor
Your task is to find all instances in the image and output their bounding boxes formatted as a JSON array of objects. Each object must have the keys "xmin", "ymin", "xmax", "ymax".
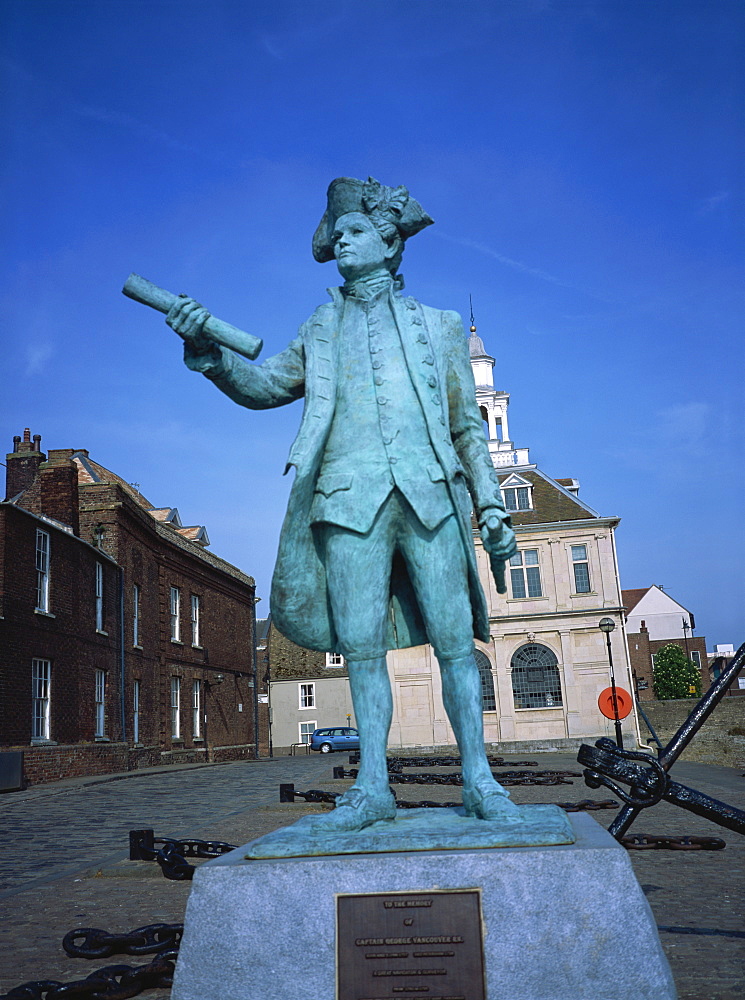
[{"xmin": 578, "ymin": 641, "xmax": 745, "ymax": 840}]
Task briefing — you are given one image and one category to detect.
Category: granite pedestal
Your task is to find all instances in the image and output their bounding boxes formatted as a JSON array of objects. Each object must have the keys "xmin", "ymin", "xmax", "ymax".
[{"xmin": 171, "ymin": 813, "xmax": 677, "ymax": 1000}]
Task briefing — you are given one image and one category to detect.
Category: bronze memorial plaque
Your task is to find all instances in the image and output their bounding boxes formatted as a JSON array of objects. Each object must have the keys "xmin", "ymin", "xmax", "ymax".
[{"xmin": 336, "ymin": 888, "xmax": 485, "ymax": 1000}]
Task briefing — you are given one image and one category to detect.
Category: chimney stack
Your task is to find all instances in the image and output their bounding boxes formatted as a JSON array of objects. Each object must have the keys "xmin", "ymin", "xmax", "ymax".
[
  {"xmin": 5, "ymin": 428, "xmax": 45, "ymax": 501},
  {"xmin": 39, "ymin": 449, "xmax": 80, "ymax": 535}
]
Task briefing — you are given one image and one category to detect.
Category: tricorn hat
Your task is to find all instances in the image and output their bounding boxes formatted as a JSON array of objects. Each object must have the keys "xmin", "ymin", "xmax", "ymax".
[{"xmin": 312, "ymin": 176, "xmax": 434, "ymax": 263}]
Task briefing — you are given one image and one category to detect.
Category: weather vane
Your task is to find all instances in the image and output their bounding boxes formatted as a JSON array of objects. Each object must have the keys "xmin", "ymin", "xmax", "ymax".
[{"xmin": 469, "ymin": 294, "xmax": 477, "ymax": 332}]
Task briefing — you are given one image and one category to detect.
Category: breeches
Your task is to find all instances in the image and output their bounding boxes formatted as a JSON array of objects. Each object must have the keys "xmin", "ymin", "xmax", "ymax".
[{"xmin": 320, "ymin": 489, "xmax": 474, "ymax": 661}]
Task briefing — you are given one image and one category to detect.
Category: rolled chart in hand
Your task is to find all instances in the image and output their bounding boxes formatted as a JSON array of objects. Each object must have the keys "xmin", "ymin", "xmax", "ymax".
[{"xmin": 122, "ymin": 273, "xmax": 263, "ymax": 360}]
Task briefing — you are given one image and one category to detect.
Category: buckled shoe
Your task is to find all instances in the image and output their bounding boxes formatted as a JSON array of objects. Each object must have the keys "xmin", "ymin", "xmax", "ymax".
[
  {"xmin": 462, "ymin": 781, "xmax": 523, "ymax": 823},
  {"xmin": 308, "ymin": 785, "xmax": 397, "ymax": 832}
]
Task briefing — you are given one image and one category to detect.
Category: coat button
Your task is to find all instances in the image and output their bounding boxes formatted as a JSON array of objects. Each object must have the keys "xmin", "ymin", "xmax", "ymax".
[
  {"xmin": 375, "ymin": 376, "xmax": 384, "ymax": 385},
  {"xmin": 427, "ymin": 376, "xmax": 437, "ymax": 388},
  {"xmin": 377, "ymin": 397, "xmax": 388, "ymax": 405},
  {"xmin": 422, "ymin": 355, "xmax": 434, "ymax": 365}
]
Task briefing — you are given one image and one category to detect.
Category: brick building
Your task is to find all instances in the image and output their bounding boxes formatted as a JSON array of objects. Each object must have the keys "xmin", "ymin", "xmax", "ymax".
[
  {"xmin": 622, "ymin": 585, "xmax": 708, "ymax": 700},
  {"xmin": 1, "ymin": 429, "xmax": 266, "ymax": 785}
]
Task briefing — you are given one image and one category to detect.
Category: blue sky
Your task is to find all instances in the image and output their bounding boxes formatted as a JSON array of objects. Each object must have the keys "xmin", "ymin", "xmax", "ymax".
[{"xmin": 2, "ymin": 0, "xmax": 743, "ymax": 646}]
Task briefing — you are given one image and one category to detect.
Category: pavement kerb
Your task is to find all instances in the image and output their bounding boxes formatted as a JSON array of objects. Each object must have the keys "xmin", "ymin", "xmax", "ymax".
[{"xmin": 0, "ymin": 754, "xmax": 280, "ymax": 805}]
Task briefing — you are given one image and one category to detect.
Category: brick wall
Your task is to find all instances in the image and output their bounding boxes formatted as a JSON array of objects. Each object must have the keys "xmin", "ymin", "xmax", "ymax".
[
  {"xmin": 0, "ymin": 505, "xmax": 121, "ymax": 747},
  {"xmin": 269, "ymin": 624, "xmax": 346, "ymax": 679},
  {"xmin": 638, "ymin": 697, "xmax": 745, "ymax": 768}
]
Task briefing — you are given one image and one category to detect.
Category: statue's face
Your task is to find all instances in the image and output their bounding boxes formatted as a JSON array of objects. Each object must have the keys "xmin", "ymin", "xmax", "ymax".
[{"xmin": 332, "ymin": 212, "xmax": 392, "ymax": 279}]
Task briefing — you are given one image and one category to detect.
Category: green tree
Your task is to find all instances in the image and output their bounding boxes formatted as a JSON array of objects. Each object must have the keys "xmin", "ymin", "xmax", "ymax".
[{"xmin": 653, "ymin": 643, "xmax": 702, "ymax": 700}]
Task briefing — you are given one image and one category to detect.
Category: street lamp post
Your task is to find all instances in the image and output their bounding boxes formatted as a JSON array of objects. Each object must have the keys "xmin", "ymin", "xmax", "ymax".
[
  {"xmin": 682, "ymin": 618, "xmax": 691, "ymax": 659},
  {"xmin": 599, "ymin": 617, "xmax": 623, "ymax": 748}
]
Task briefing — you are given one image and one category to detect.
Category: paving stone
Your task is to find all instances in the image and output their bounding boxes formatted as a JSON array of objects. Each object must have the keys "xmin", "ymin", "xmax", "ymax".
[{"xmin": 0, "ymin": 752, "xmax": 742, "ymax": 997}]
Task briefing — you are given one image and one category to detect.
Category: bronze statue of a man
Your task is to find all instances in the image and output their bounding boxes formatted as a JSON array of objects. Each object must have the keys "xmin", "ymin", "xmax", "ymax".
[{"xmin": 168, "ymin": 177, "xmax": 521, "ymax": 830}]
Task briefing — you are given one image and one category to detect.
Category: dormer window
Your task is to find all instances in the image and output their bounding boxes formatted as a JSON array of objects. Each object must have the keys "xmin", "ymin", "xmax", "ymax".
[
  {"xmin": 503, "ymin": 487, "xmax": 530, "ymax": 511},
  {"xmin": 500, "ymin": 473, "xmax": 533, "ymax": 511}
]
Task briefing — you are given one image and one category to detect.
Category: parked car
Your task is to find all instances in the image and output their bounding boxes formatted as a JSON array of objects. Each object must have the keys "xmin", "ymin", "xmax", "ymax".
[{"xmin": 310, "ymin": 727, "xmax": 360, "ymax": 753}]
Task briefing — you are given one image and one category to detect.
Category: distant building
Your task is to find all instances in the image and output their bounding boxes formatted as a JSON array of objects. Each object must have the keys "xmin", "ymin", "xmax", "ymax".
[
  {"xmin": 706, "ymin": 643, "xmax": 744, "ymax": 698},
  {"xmin": 268, "ymin": 623, "xmax": 353, "ymax": 750},
  {"xmin": 270, "ymin": 325, "xmax": 637, "ymax": 751},
  {"xmin": 622, "ymin": 585, "xmax": 707, "ymax": 700},
  {"xmin": 1, "ymin": 429, "xmax": 266, "ymax": 785}
]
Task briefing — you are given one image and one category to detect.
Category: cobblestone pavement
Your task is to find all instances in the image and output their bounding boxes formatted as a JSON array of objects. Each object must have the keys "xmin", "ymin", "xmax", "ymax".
[{"xmin": 0, "ymin": 751, "xmax": 743, "ymax": 999}]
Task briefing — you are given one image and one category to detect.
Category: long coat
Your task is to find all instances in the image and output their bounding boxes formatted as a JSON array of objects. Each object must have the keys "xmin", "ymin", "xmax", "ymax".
[{"xmin": 205, "ymin": 287, "xmax": 507, "ymax": 652}]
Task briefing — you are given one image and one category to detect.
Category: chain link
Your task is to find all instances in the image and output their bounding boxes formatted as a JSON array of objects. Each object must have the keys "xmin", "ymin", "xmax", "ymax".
[
  {"xmin": 335, "ymin": 768, "xmax": 578, "ymax": 786},
  {"xmin": 63, "ymin": 925, "xmax": 182, "ymax": 960},
  {"xmin": 385, "ymin": 756, "xmax": 539, "ymax": 769},
  {"xmin": 132, "ymin": 835, "xmax": 237, "ymax": 881},
  {"xmin": 621, "ymin": 834, "xmax": 726, "ymax": 851},
  {"xmin": 0, "ymin": 950, "xmax": 177, "ymax": 1000}
]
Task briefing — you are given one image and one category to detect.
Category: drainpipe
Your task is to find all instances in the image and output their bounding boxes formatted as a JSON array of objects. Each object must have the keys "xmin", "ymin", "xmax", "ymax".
[
  {"xmin": 610, "ymin": 528, "xmax": 652, "ymax": 752},
  {"xmin": 252, "ymin": 595, "xmax": 261, "ymax": 759},
  {"xmin": 119, "ymin": 566, "xmax": 127, "ymax": 743}
]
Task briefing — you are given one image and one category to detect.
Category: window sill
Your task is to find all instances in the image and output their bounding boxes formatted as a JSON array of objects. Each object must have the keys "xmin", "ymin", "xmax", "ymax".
[
  {"xmin": 170, "ymin": 639, "xmax": 183, "ymax": 645},
  {"xmin": 514, "ymin": 706, "xmax": 564, "ymax": 712},
  {"xmin": 94, "ymin": 736, "xmax": 110, "ymax": 742},
  {"xmin": 133, "ymin": 644, "xmax": 143, "ymax": 650},
  {"xmin": 505, "ymin": 596, "xmax": 549, "ymax": 604},
  {"xmin": 299, "ymin": 707, "xmax": 317, "ymax": 711},
  {"xmin": 96, "ymin": 629, "xmax": 108, "ymax": 636},
  {"xmin": 34, "ymin": 609, "xmax": 56, "ymax": 618},
  {"xmin": 570, "ymin": 592, "xmax": 597, "ymax": 598},
  {"xmin": 191, "ymin": 644, "xmax": 203, "ymax": 650},
  {"xmin": 31, "ymin": 739, "xmax": 57, "ymax": 746},
  {"xmin": 193, "ymin": 738, "xmax": 205, "ymax": 744},
  {"xmin": 171, "ymin": 738, "xmax": 184, "ymax": 744}
]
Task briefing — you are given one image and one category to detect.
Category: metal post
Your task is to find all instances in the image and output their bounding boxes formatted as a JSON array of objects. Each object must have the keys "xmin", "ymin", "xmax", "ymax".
[
  {"xmin": 605, "ymin": 630, "xmax": 624, "ymax": 748},
  {"xmin": 252, "ymin": 596, "xmax": 260, "ymax": 759},
  {"xmin": 682, "ymin": 618, "xmax": 691, "ymax": 659}
]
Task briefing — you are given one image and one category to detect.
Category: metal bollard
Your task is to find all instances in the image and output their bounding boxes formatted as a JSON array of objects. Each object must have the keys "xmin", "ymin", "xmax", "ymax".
[
  {"xmin": 279, "ymin": 783, "xmax": 295, "ymax": 803},
  {"xmin": 129, "ymin": 828, "xmax": 154, "ymax": 860},
  {"xmin": 333, "ymin": 766, "xmax": 345, "ymax": 779}
]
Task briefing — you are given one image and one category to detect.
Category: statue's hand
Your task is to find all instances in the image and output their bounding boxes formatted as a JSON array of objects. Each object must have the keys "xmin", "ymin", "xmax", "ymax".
[
  {"xmin": 480, "ymin": 511, "xmax": 517, "ymax": 595},
  {"xmin": 166, "ymin": 296, "xmax": 222, "ymax": 371}
]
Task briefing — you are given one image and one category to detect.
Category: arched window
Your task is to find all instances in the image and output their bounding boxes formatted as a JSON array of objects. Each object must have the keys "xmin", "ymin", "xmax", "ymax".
[
  {"xmin": 479, "ymin": 406, "xmax": 489, "ymax": 439},
  {"xmin": 474, "ymin": 649, "xmax": 496, "ymax": 712},
  {"xmin": 510, "ymin": 644, "xmax": 562, "ymax": 709}
]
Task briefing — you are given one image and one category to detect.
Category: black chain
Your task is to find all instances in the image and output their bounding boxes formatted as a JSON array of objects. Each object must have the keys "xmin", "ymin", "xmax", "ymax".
[
  {"xmin": 131, "ymin": 833, "xmax": 237, "ymax": 881},
  {"xmin": 556, "ymin": 799, "xmax": 619, "ymax": 812},
  {"xmin": 387, "ymin": 771, "xmax": 575, "ymax": 786},
  {"xmin": 385, "ymin": 756, "xmax": 539, "ymax": 769},
  {"xmin": 291, "ymin": 788, "xmax": 340, "ymax": 804},
  {"xmin": 63, "ymin": 925, "xmax": 182, "ymax": 960},
  {"xmin": 336, "ymin": 767, "xmax": 578, "ymax": 785},
  {"xmin": 621, "ymin": 834, "xmax": 726, "ymax": 851},
  {"xmin": 0, "ymin": 950, "xmax": 177, "ymax": 1000}
]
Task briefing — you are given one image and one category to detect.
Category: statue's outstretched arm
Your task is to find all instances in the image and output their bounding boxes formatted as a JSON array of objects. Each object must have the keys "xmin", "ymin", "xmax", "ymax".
[{"xmin": 167, "ymin": 296, "xmax": 305, "ymax": 410}]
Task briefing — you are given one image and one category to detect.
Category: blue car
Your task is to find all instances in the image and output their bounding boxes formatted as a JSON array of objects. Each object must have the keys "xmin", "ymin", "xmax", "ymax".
[{"xmin": 310, "ymin": 727, "xmax": 360, "ymax": 753}]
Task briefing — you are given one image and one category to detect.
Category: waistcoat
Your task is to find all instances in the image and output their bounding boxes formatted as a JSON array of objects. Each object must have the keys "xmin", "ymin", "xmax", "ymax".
[{"xmin": 310, "ymin": 280, "xmax": 453, "ymax": 533}]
